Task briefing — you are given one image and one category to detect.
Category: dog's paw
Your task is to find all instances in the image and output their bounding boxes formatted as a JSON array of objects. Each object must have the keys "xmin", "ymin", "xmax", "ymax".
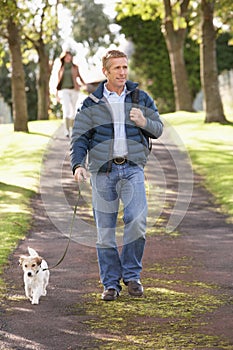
[{"xmin": 31, "ymin": 299, "xmax": 39, "ymax": 305}]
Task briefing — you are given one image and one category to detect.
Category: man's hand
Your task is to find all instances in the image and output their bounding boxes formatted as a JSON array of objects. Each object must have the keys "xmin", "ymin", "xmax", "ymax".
[
  {"xmin": 74, "ymin": 167, "xmax": 87, "ymax": 183},
  {"xmin": 130, "ymin": 108, "xmax": 146, "ymax": 128}
]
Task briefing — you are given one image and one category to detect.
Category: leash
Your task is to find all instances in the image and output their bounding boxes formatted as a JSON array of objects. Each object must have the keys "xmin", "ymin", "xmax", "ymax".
[{"xmin": 43, "ymin": 187, "xmax": 80, "ymax": 271}]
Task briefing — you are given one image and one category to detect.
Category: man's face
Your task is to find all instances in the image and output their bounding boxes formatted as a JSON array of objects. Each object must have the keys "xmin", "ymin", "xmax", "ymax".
[{"xmin": 103, "ymin": 57, "xmax": 128, "ymax": 91}]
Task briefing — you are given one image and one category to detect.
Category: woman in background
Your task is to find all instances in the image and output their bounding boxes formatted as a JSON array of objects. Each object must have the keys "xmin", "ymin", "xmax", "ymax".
[{"xmin": 56, "ymin": 51, "xmax": 85, "ymax": 137}]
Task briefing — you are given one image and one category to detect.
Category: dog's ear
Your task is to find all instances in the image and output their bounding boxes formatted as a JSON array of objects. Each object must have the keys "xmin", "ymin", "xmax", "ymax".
[
  {"xmin": 19, "ymin": 256, "xmax": 26, "ymax": 266},
  {"xmin": 35, "ymin": 256, "xmax": 43, "ymax": 266}
]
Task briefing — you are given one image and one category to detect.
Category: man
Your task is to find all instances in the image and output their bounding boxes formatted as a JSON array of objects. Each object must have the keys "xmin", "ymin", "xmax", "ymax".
[{"xmin": 70, "ymin": 50, "xmax": 163, "ymax": 301}]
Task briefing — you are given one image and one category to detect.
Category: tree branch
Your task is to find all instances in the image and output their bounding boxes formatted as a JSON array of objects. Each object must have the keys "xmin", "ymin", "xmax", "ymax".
[
  {"xmin": 163, "ymin": 0, "xmax": 172, "ymax": 18},
  {"xmin": 181, "ymin": 0, "xmax": 190, "ymax": 15}
]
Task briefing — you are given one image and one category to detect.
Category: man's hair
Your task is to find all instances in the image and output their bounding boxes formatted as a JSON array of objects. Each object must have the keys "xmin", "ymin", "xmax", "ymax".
[{"xmin": 102, "ymin": 50, "xmax": 128, "ymax": 71}]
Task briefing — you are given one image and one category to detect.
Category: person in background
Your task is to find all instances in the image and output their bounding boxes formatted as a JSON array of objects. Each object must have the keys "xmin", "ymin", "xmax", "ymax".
[
  {"xmin": 70, "ymin": 50, "xmax": 163, "ymax": 301},
  {"xmin": 56, "ymin": 51, "xmax": 85, "ymax": 138}
]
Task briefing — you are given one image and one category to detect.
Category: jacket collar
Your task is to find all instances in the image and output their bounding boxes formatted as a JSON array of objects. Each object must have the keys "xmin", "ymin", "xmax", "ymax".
[{"xmin": 89, "ymin": 80, "xmax": 139, "ymax": 103}]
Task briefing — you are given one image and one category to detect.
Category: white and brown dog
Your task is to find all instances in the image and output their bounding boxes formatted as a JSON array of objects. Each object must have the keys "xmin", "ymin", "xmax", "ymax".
[{"xmin": 19, "ymin": 247, "xmax": 50, "ymax": 305}]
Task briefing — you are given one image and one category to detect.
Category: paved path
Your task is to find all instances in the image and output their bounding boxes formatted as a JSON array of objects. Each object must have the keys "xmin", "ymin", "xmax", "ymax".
[{"xmin": 0, "ymin": 125, "xmax": 233, "ymax": 350}]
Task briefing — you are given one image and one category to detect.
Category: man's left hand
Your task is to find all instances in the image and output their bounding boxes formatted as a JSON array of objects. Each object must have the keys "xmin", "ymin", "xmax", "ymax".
[{"xmin": 130, "ymin": 108, "xmax": 146, "ymax": 128}]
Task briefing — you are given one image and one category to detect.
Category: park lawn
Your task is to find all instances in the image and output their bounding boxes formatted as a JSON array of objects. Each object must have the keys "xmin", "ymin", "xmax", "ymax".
[
  {"xmin": 162, "ymin": 111, "xmax": 233, "ymax": 221},
  {"xmin": 0, "ymin": 120, "xmax": 62, "ymax": 288}
]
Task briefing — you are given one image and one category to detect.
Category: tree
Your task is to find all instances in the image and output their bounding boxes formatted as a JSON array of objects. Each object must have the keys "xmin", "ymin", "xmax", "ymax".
[
  {"xmin": 162, "ymin": 0, "xmax": 193, "ymax": 111},
  {"xmin": 0, "ymin": 0, "xmax": 29, "ymax": 132},
  {"xmin": 116, "ymin": 0, "xmax": 194, "ymax": 111},
  {"xmin": 7, "ymin": 17, "xmax": 29, "ymax": 131},
  {"xmin": 200, "ymin": 0, "xmax": 228, "ymax": 123},
  {"xmin": 21, "ymin": 0, "xmax": 60, "ymax": 120},
  {"xmin": 0, "ymin": 0, "xmax": 60, "ymax": 127}
]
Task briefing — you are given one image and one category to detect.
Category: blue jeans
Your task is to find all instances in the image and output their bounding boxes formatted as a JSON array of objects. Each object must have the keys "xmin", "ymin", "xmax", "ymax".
[{"xmin": 91, "ymin": 163, "xmax": 147, "ymax": 293}]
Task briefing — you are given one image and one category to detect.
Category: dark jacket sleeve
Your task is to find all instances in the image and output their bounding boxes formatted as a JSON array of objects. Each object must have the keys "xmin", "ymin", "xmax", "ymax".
[{"xmin": 70, "ymin": 98, "xmax": 94, "ymax": 173}]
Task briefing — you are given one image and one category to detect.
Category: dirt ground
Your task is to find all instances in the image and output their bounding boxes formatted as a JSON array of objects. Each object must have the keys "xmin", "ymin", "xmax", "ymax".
[{"xmin": 0, "ymin": 126, "xmax": 233, "ymax": 350}]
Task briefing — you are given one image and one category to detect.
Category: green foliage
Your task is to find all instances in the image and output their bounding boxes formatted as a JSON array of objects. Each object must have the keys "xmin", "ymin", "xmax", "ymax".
[
  {"xmin": 117, "ymin": 15, "xmax": 174, "ymax": 113},
  {"xmin": 19, "ymin": 1, "xmax": 60, "ymax": 47},
  {"xmin": 0, "ymin": 57, "xmax": 38, "ymax": 121},
  {"xmin": 184, "ymin": 37, "xmax": 201, "ymax": 98},
  {"xmin": 117, "ymin": 15, "xmax": 201, "ymax": 113},
  {"xmin": 116, "ymin": 0, "xmax": 191, "ymax": 28},
  {"xmin": 0, "ymin": 0, "xmax": 17, "ymax": 32},
  {"xmin": 67, "ymin": 0, "xmax": 114, "ymax": 55},
  {"xmin": 0, "ymin": 54, "xmax": 11, "ymax": 106},
  {"xmin": 216, "ymin": 32, "xmax": 233, "ymax": 73},
  {"xmin": 215, "ymin": 0, "xmax": 233, "ymax": 32},
  {"xmin": 24, "ymin": 61, "xmax": 38, "ymax": 121},
  {"xmin": 116, "ymin": 0, "xmax": 161, "ymax": 22}
]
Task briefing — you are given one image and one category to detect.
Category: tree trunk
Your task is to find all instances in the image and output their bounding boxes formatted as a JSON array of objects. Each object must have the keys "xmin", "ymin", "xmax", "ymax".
[
  {"xmin": 163, "ymin": 0, "xmax": 193, "ymax": 112},
  {"xmin": 200, "ymin": 0, "xmax": 228, "ymax": 124},
  {"xmin": 7, "ymin": 17, "xmax": 28, "ymax": 132},
  {"xmin": 36, "ymin": 41, "xmax": 50, "ymax": 120}
]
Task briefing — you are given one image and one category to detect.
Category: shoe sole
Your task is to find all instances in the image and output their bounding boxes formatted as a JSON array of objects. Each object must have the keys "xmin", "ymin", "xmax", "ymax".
[
  {"xmin": 128, "ymin": 292, "xmax": 144, "ymax": 297},
  {"xmin": 102, "ymin": 295, "xmax": 118, "ymax": 301}
]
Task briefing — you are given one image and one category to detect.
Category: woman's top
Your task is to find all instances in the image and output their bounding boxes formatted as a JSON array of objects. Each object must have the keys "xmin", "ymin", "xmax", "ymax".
[{"xmin": 60, "ymin": 63, "xmax": 74, "ymax": 89}]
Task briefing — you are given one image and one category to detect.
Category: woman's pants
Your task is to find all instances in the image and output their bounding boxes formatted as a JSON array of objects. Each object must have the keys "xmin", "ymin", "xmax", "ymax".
[{"xmin": 59, "ymin": 88, "xmax": 79, "ymax": 135}]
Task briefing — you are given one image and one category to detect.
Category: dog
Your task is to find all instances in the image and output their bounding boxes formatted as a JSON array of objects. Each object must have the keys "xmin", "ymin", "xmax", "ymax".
[{"xmin": 19, "ymin": 247, "xmax": 50, "ymax": 305}]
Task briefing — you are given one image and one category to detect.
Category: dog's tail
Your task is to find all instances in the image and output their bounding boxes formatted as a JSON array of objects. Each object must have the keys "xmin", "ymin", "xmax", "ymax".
[{"xmin": 28, "ymin": 247, "xmax": 38, "ymax": 257}]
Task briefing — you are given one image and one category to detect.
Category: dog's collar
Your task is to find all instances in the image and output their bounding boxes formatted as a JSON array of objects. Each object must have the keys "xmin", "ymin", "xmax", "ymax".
[{"xmin": 36, "ymin": 265, "xmax": 42, "ymax": 274}]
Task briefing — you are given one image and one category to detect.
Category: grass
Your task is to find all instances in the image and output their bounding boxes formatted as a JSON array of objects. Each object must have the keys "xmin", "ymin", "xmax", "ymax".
[
  {"xmin": 162, "ymin": 111, "xmax": 233, "ymax": 221},
  {"xmin": 71, "ymin": 263, "xmax": 232, "ymax": 349},
  {"xmin": 0, "ymin": 120, "xmax": 62, "ymax": 282}
]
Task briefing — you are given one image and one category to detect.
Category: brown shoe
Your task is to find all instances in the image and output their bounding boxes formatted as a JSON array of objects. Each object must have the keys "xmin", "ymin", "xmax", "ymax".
[
  {"xmin": 127, "ymin": 280, "xmax": 144, "ymax": 297},
  {"xmin": 102, "ymin": 288, "xmax": 118, "ymax": 301}
]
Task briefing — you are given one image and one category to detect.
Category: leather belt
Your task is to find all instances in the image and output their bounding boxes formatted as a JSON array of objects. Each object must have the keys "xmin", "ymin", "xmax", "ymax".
[{"xmin": 113, "ymin": 157, "xmax": 127, "ymax": 165}]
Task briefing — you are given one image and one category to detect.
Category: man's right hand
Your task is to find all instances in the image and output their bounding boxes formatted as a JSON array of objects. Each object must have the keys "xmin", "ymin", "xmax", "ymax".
[{"xmin": 74, "ymin": 167, "xmax": 87, "ymax": 182}]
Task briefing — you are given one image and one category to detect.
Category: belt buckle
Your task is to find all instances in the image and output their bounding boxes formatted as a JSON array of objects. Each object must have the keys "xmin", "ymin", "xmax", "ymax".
[{"xmin": 114, "ymin": 157, "xmax": 126, "ymax": 165}]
